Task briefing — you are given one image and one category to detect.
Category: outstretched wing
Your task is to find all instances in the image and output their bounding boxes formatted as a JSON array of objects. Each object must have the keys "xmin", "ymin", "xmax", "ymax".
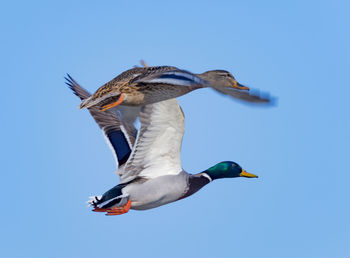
[
  {"xmin": 79, "ymin": 67, "xmax": 147, "ymax": 109},
  {"xmin": 211, "ymin": 86, "xmax": 274, "ymax": 104},
  {"xmin": 120, "ymin": 98, "xmax": 185, "ymax": 183},
  {"xmin": 66, "ymin": 74, "xmax": 137, "ymax": 170}
]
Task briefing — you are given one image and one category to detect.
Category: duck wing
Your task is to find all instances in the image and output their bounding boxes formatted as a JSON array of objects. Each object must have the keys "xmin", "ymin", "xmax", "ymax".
[
  {"xmin": 79, "ymin": 67, "xmax": 148, "ymax": 109},
  {"xmin": 132, "ymin": 67, "xmax": 208, "ymax": 88},
  {"xmin": 134, "ymin": 65, "xmax": 273, "ymax": 104},
  {"xmin": 66, "ymin": 74, "xmax": 137, "ymax": 170},
  {"xmin": 211, "ymin": 85, "xmax": 274, "ymax": 104},
  {"xmin": 120, "ymin": 98, "xmax": 185, "ymax": 183}
]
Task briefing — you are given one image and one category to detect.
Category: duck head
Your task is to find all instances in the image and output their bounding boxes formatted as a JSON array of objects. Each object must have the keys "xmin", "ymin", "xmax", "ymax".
[
  {"xmin": 203, "ymin": 161, "xmax": 258, "ymax": 181},
  {"xmin": 198, "ymin": 70, "xmax": 249, "ymax": 91}
]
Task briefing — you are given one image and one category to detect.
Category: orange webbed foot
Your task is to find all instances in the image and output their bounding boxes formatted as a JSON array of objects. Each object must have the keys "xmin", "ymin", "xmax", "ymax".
[
  {"xmin": 93, "ymin": 207, "xmax": 109, "ymax": 212},
  {"xmin": 105, "ymin": 200, "xmax": 132, "ymax": 216}
]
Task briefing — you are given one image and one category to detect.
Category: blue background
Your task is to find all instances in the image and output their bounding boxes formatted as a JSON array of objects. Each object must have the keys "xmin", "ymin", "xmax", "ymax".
[{"xmin": 1, "ymin": 1, "xmax": 349, "ymax": 257}]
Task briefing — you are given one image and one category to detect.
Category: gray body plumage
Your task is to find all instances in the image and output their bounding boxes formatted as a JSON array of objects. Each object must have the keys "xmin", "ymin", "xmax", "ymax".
[
  {"xmin": 124, "ymin": 172, "xmax": 190, "ymax": 210},
  {"xmin": 123, "ymin": 172, "xmax": 210, "ymax": 210}
]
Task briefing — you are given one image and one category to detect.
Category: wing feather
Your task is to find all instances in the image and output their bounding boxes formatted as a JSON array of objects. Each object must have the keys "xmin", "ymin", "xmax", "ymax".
[
  {"xmin": 132, "ymin": 68, "xmax": 208, "ymax": 88},
  {"xmin": 120, "ymin": 99, "xmax": 185, "ymax": 183},
  {"xmin": 66, "ymin": 74, "xmax": 137, "ymax": 171},
  {"xmin": 211, "ymin": 86, "xmax": 274, "ymax": 104}
]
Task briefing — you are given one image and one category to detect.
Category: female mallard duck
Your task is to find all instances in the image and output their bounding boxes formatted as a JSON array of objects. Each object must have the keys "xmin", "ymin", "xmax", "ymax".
[
  {"xmin": 76, "ymin": 65, "xmax": 272, "ymax": 112},
  {"xmin": 67, "ymin": 76, "xmax": 258, "ymax": 215}
]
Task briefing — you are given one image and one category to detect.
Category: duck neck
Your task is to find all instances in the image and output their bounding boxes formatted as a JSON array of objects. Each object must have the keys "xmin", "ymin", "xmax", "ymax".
[
  {"xmin": 180, "ymin": 172, "xmax": 211, "ymax": 200},
  {"xmin": 196, "ymin": 73, "xmax": 213, "ymax": 86},
  {"xmin": 202, "ymin": 164, "xmax": 227, "ymax": 181}
]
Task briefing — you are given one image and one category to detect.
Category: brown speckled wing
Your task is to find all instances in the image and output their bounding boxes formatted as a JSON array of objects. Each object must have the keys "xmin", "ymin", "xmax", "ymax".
[
  {"xmin": 66, "ymin": 74, "xmax": 137, "ymax": 169},
  {"xmin": 131, "ymin": 66, "xmax": 208, "ymax": 88},
  {"xmin": 90, "ymin": 67, "xmax": 146, "ymax": 100},
  {"xmin": 130, "ymin": 66, "xmax": 180, "ymax": 84}
]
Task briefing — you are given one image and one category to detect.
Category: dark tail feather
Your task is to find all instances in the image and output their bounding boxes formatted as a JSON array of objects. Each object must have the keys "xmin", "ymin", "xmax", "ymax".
[{"xmin": 88, "ymin": 183, "xmax": 129, "ymax": 209}]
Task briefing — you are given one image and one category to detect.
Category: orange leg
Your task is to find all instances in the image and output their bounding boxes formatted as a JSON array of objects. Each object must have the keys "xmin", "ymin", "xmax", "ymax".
[
  {"xmin": 100, "ymin": 94, "xmax": 125, "ymax": 111},
  {"xmin": 105, "ymin": 200, "xmax": 132, "ymax": 216}
]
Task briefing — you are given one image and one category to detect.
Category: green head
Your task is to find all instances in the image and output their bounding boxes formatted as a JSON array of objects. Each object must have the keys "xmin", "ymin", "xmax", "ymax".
[{"xmin": 204, "ymin": 161, "xmax": 258, "ymax": 181}]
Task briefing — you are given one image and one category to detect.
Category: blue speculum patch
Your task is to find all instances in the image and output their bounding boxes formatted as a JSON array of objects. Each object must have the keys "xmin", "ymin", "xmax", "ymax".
[
  {"xmin": 158, "ymin": 73, "xmax": 193, "ymax": 82},
  {"xmin": 107, "ymin": 130, "xmax": 131, "ymax": 166}
]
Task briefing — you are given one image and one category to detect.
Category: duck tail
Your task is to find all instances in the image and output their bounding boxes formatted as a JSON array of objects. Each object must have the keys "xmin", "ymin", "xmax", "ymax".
[
  {"xmin": 87, "ymin": 195, "xmax": 102, "ymax": 207},
  {"xmin": 88, "ymin": 183, "xmax": 130, "ymax": 210}
]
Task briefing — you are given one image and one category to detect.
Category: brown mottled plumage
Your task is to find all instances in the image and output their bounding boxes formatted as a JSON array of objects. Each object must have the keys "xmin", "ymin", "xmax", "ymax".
[{"xmin": 75, "ymin": 65, "xmax": 274, "ymax": 111}]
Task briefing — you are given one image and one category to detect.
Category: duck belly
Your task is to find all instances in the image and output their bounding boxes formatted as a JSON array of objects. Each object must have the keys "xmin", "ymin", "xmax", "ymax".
[
  {"xmin": 123, "ymin": 173, "xmax": 188, "ymax": 210},
  {"xmin": 142, "ymin": 85, "xmax": 194, "ymax": 105}
]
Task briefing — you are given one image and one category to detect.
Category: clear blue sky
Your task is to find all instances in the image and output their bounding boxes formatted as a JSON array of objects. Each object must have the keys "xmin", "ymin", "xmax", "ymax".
[{"xmin": 1, "ymin": 1, "xmax": 349, "ymax": 257}]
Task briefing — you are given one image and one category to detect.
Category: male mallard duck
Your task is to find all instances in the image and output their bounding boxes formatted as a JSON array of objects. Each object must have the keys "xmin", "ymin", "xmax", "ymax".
[
  {"xmin": 76, "ymin": 65, "xmax": 272, "ymax": 112},
  {"xmin": 67, "ymin": 76, "xmax": 258, "ymax": 215}
]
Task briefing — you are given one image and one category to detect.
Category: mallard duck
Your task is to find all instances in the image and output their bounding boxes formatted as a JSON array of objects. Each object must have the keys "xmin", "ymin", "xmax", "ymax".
[
  {"xmin": 67, "ymin": 76, "xmax": 258, "ymax": 215},
  {"xmin": 76, "ymin": 65, "xmax": 272, "ymax": 112}
]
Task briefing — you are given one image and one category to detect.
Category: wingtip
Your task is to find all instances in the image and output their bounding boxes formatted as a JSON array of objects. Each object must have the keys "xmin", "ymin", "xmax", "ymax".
[
  {"xmin": 268, "ymin": 95, "xmax": 278, "ymax": 107},
  {"xmin": 64, "ymin": 73, "xmax": 75, "ymax": 89},
  {"xmin": 140, "ymin": 60, "xmax": 148, "ymax": 67},
  {"xmin": 65, "ymin": 74, "xmax": 93, "ymax": 101},
  {"xmin": 251, "ymin": 89, "xmax": 278, "ymax": 106}
]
